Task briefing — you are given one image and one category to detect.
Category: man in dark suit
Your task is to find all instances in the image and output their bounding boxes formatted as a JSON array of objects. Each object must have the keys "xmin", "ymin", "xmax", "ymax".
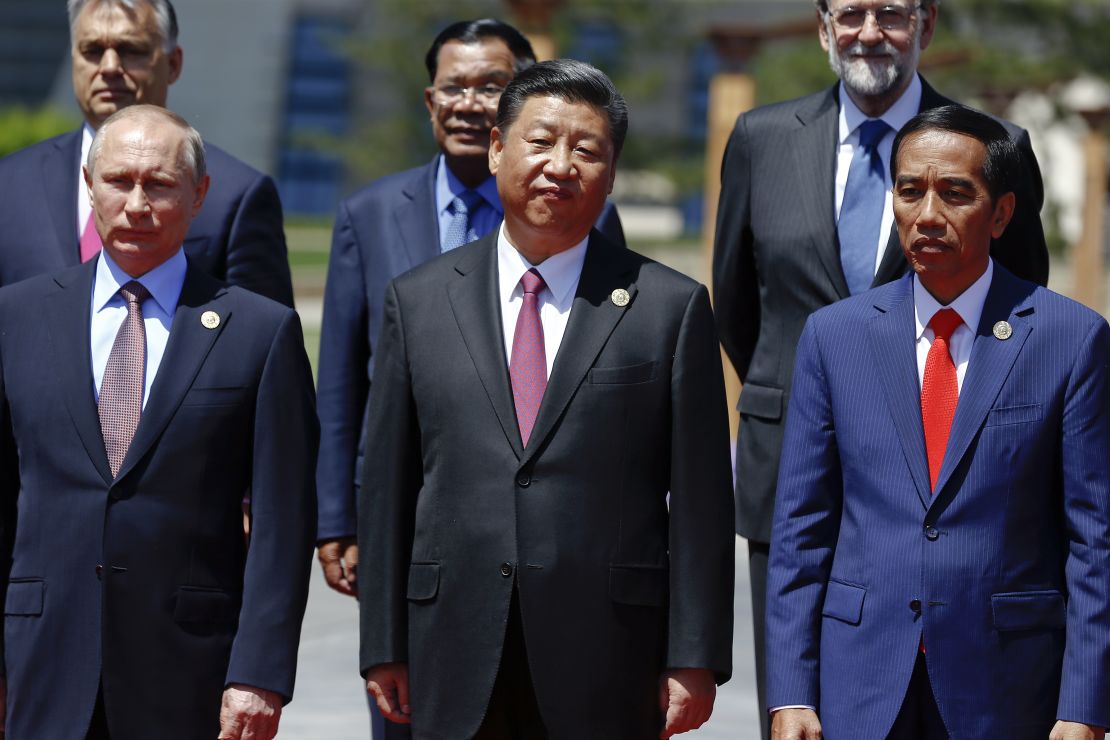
[
  {"xmin": 711, "ymin": 2, "xmax": 1050, "ymax": 734},
  {"xmin": 0, "ymin": 105, "xmax": 316, "ymax": 739},
  {"xmin": 315, "ymin": 19, "xmax": 623, "ymax": 596},
  {"xmin": 0, "ymin": 0, "xmax": 294, "ymax": 307},
  {"xmin": 358, "ymin": 60, "xmax": 734, "ymax": 739},
  {"xmin": 767, "ymin": 105, "xmax": 1109, "ymax": 739}
]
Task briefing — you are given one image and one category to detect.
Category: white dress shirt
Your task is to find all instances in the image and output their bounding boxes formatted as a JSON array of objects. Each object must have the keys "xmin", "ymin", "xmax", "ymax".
[
  {"xmin": 91, "ymin": 248, "xmax": 186, "ymax": 409},
  {"xmin": 496, "ymin": 223, "xmax": 587, "ymax": 377},
  {"xmin": 913, "ymin": 259, "xmax": 994, "ymax": 393},
  {"xmin": 835, "ymin": 74, "xmax": 922, "ymax": 276},
  {"xmin": 78, "ymin": 123, "xmax": 95, "ymax": 237}
]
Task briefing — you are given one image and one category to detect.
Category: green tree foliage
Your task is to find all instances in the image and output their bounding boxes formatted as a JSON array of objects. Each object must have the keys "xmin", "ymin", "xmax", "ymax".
[{"xmin": 0, "ymin": 107, "xmax": 78, "ymax": 159}]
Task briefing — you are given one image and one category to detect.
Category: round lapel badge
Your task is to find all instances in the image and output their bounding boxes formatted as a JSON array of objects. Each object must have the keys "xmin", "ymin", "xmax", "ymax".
[
  {"xmin": 992, "ymin": 320, "xmax": 1012, "ymax": 340},
  {"xmin": 200, "ymin": 310, "xmax": 221, "ymax": 330},
  {"xmin": 610, "ymin": 288, "xmax": 630, "ymax": 307}
]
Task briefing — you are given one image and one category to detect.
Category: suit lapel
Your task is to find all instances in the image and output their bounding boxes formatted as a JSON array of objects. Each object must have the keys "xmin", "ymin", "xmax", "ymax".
[
  {"xmin": 393, "ymin": 158, "xmax": 441, "ymax": 270},
  {"xmin": 44, "ymin": 261, "xmax": 113, "ymax": 484},
  {"xmin": 446, "ymin": 234, "xmax": 524, "ymax": 460},
  {"xmin": 42, "ymin": 130, "xmax": 82, "ymax": 269},
  {"xmin": 931, "ymin": 269, "xmax": 1034, "ymax": 497},
  {"xmin": 114, "ymin": 266, "xmax": 230, "ymax": 482},
  {"xmin": 523, "ymin": 232, "xmax": 638, "ymax": 464},
  {"xmin": 868, "ymin": 276, "xmax": 931, "ymax": 508},
  {"xmin": 793, "ymin": 87, "xmax": 851, "ymax": 299}
]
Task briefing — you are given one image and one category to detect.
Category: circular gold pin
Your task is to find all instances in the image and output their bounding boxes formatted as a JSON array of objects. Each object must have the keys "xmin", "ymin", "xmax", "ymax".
[
  {"xmin": 992, "ymin": 320, "xmax": 1012, "ymax": 340},
  {"xmin": 200, "ymin": 310, "xmax": 221, "ymax": 330},
  {"xmin": 610, "ymin": 288, "xmax": 630, "ymax": 307}
]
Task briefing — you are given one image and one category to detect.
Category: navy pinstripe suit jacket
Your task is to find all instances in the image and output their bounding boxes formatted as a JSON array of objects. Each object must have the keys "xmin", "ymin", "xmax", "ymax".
[{"xmin": 767, "ymin": 266, "xmax": 1110, "ymax": 738}]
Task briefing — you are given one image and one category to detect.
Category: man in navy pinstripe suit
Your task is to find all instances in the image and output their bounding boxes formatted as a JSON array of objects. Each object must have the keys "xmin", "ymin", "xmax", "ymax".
[{"xmin": 767, "ymin": 106, "xmax": 1109, "ymax": 739}]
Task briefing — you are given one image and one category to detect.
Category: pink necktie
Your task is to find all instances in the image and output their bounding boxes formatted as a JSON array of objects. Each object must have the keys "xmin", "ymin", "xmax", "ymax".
[
  {"xmin": 510, "ymin": 269, "xmax": 547, "ymax": 447},
  {"xmin": 921, "ymin": 308, "xmax": 963, "ymax": 491},
  {"xmin": 99, "ymin": 281, "xmax": 150, "ymax": 478},
  {"xmin": 80, "ymin": 212, "xmax": 103, "ymax": 263}
]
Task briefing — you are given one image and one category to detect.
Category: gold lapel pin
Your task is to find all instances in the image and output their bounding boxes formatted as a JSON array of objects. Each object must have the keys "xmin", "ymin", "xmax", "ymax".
[
  {"xmin": 992, "ymin": 320, "xmax": 1012, "ymax": 340},
  {"xmin": 610, "ymin": 288, "xmax": 630, "ymax": 307},
  {"xmin": 200, "ymin": 310, "xmax": 221, "ymax": 330}
]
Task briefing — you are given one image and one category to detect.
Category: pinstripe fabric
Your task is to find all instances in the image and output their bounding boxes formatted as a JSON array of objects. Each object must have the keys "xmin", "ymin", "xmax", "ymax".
[{"xmin": 766, "ymin": 266, "xmax": 1110, "ymax": 738}]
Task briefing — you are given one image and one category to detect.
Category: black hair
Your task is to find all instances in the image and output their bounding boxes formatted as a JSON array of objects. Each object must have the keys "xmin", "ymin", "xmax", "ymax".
[{"xmin": 424, "ymin": 19, "xmax": 536, "ymax": 82}]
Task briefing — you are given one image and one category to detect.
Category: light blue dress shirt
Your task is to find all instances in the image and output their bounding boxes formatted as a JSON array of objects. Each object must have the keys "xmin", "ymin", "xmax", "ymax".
[
  {"xmin": 435, "ymin": 155, "xmax": 502, "ymax": 251},
  {"xmin": 90, "ymin": 249, "xmax": 186, "ymax": 409}
]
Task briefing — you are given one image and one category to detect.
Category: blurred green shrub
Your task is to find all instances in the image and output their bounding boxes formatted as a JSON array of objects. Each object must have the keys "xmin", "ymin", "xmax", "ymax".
[{"xmin": 0, "ymin": 107, "xmax": 78, "ymax": 159}]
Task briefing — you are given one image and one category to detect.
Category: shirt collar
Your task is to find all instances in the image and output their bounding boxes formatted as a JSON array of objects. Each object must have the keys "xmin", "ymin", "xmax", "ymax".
[
  {"xmin": 839, "ymin": 73, "xmax": 923, "ymax": 145},
  {"xmin": 435, "ymin": 154, "xmax": 502, "ymax": 216},
  {"xmin": 913, "ymin": 258, "xmax": 993, "ymax": 340},
  {"xmin": 496, "ymin": 222, "xmax": 588, "ymax": 309},
  {"xmin": 93, "ymin": 247, "xmax": 187, "ymax": 316}
]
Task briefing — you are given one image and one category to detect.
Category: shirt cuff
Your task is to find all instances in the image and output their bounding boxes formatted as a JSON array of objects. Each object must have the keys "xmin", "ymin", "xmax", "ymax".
[{"xmin": 770, "ymin": 705, "xmax": 817, "ymax": 714}]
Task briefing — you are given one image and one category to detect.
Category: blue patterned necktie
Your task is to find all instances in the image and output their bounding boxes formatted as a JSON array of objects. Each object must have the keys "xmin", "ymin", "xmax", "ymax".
[
  {"xmin": 442, "ymin": 189, "xmax": 483, "ymax": 252},
  {"xmin": 838, "ymin": 118, "xmax": 892, "ymax": 295}
]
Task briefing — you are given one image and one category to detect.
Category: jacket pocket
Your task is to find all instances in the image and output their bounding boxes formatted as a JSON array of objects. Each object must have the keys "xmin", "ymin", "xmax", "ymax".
[
  {"xmin": 821, "ymin": 579, "xmax": 866, "ymax": 625},
  {"xmin": 5, "ymin": 578, "xmax": 44, "ymax": 616},
  {"xmin": 406, "ymin": 562, "xmax": 440, "ymax": 602},
  {"xmin": 737, "ymin": 383, "xmax": 783, "ymax": 421},
  {"xmin": 991, "ymin": 590, "xmax": 1065, "ymax": 631},
  {"xmin": 588, "ymin": 361, "xmax": 657, "ymax": 385},
  {"xmin": 174, "ymin": 586, "xmax": 240, "ymax": 624},
  {"xmin": 609, "ymin": 564, "xmax": 667, "ymax": 606},
  {"xmin": 984, "ymin": 404, "xmax": 1042, "ymax": 427}
]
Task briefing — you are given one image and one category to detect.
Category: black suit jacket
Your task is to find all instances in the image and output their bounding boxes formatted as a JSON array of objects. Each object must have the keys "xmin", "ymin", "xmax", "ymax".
[
  {"xmin": 0, "ymin": 129, "xmax": 294, "ymax": 306},
  {"xmin": 358, "ymin": 231, "xmax": 734, "ymax": 739},
  {"xmin": 0, "ymin": 260, "xmax": 317, "ymax": 739},
  {"xmin": 712, "ymin": 77, "xmax": 1049, "ymax": 542}
]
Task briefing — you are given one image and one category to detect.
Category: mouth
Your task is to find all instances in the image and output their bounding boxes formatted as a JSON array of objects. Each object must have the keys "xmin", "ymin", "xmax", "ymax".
[
  {"xmin": 447, "ymin": 126, "xmax": 489, "ymax": 140},
  {"xmin": 911, "ymin": 237, "xmax": 949, "ymax": 253},
  {"xmin": 535, "ymin": 186, "xmax": 573, "ymax": 201}
]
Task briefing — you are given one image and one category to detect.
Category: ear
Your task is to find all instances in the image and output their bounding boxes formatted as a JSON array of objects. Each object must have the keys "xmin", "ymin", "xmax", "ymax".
[
  {"xmin": 191, "ymin": 174, "xmax": 211, "ymax": 217},
  {"xmin": 817, "ymin": 10, "xmax": 832, "ymax": 53},
  {"xmin": 424, "ymin": 86, "xmax": 436, "ymax": 119},
  {"xmin": 607, "ymin": 156, "xmax": 618, "ymax": 195},
  {"xmin": 918, "ymin": 3, "xmax": 939, "ymax": 51},
  {"xmin": 990, "ymin": 191, "xmax": 1016, "ymax": 239},
  {"xmin": 167, "ymin": 46, "xmax": 183, "ymax": 85},
  {"xmin": 488, "ymin": 126, "xmax": 503, "ymax": 176},
  {"xmin": 82, "ymin": 164, "xmax": 93, "ymax": 203}
]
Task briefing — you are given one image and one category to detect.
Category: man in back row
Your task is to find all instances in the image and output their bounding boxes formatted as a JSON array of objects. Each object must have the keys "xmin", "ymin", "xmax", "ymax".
[
  {"xmin": 0, "ymin": 0, "xmax": 293, "ymax": 306},
  {"xmin": 711, "ymin": 2, "xmax": 1049, "ymax": 735}
]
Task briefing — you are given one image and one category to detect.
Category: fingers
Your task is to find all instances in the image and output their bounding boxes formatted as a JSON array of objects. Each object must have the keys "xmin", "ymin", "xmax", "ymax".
[
  {"xmin": 771, "ymin": 708, "xmax": 823, "ymax": 740},
  {"xmin": 366, "ymin": 664, "xmax": 412, "ymax": 725},
  {"xmin": 219, "ymin": 685, "xmax": 282, "ymax": 740},
  {"xmin": 658, "ymin": 669, "xmax": 715, "ymax": 737},
  {"xmin": 317, "ymin": 538, "xmax": 357, "ymax": 597},
  {"xmin": 341, "ymin": 541, "xmax": 359, "ymax": 592}
]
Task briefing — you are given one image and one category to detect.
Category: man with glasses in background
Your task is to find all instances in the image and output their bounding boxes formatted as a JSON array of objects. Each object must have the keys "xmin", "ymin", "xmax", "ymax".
[
  {"xmin": 313, "ymin": 18, "xmax": 623, "ymax": 738},
  {"xmin": 711, "ymin": 2, "xmax": 1048, "ymax": 737}
]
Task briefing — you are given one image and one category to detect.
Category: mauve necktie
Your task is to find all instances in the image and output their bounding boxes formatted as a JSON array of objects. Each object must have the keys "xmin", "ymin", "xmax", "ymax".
[
  {"xmin": 99, "ymin": 281, "xmax": 150, "ymax": 478},
  {"xmin": 80, "ymin": 212, "xmax": 103, "ymax": 263},
  {"xmin": 510, "ymin": 269, "xmax": 547, "ymax": 447},
  {"xmin": 838, "ymin": 118, "xmax": 892, "ymax": 295},
  {"xmin": 921, "ymin": 308, "xmax": 963, "ymax": 491},
  {"xmin": 442, "ymin": 189, "xmax": 482, "ymax": 252}
]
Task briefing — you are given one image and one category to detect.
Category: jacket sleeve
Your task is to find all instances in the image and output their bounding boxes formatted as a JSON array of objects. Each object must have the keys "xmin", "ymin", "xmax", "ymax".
[
  {"xmin": 764, "ymin": 315, "xmax": 843, "ymax": 711},
  {"xmin": 1055, "ymin": 317, "xmax": 1110, "ymax": 727},
  {"xmin": 223, "ymin": 173, "xmax": 296, "ymax": 308},
  {"xmin": 666, "ymin": 284, "xmax": 736, "ymax": 683},
  {"xmin": 990, "ymin": 127, "xmax": 1049, "ymax": 287},
  {"xmin": 712, "ymin": 113, "xmax": 761, "ymax": 381},
  {"xmin": 358, "ymin": 280, "xmax": 422, "ymax": 674},
  {"xmin": 315, "ymin": 201, "xmax": 370, "ymax": 540},
  {"xmin": 225, "ymin": 309, "xmax": 318, "ymax": 701}
]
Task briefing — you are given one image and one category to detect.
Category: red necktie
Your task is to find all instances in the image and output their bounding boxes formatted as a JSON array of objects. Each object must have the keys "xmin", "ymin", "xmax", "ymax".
[
  {"xmin": 509, "ymin": 269, "xmax": 547, "ymax": 447},
  {"xmin": 80, "ymin": 212, "xmax": 103, "ymax": 263},
  {"xmin": 921, "ymin": 308, "xmax": 963, "ymax": 491}
]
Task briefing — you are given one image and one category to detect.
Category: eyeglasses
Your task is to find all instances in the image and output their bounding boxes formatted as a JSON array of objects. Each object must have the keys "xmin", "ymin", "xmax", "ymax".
[
  {"xmin": 829, "ymin": 4, "xmax": 921, "ymax": 31},
  {"xmin": 433, "ymin": 84, "xmax": 505, "ymax": 109}
]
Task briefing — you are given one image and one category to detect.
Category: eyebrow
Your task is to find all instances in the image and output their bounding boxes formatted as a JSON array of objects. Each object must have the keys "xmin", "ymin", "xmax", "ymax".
[{"xmin": 894, "ymin": 175, "xmax": 977, "ymax": 189}]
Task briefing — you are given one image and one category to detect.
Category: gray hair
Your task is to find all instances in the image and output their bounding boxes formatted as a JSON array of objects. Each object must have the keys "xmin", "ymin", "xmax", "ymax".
[
  {"xmin": 68, "ymin": 0, "xmax": 179, "ymax": 53},
  {"xmin": 87, "ymin": 104, "xmax": 206, "ymax": 182},
  {"xmin": 814, "ymin": 0, "xmax": 939, "ymax": 15}
]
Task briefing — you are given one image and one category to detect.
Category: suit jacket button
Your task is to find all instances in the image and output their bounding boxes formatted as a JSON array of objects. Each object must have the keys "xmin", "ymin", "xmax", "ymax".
[
  {"xmin": 516, "ymin": 474, "xmax": 531, "ymax": 488},
  {"xmin": 909, "ymin": 599, "xmax": 921, "ymax": 613},
  {"xmin": 95, "ymin": 564, "xmax": 103, "ymax": 578},
  {"xmin": 925, "ymin": 526, "xmax": 939, "ymax": 541},
  {"xmin": 499, "ymin": 562, "xmax": 514, "ymax": 578}
]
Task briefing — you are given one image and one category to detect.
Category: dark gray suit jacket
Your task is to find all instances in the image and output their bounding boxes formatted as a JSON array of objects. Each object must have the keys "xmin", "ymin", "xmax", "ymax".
[
  {"xmin": 358, "ymin": 231, "xmax": 734, "ymax": 739},
  {"xmin": 712, "ymin": 77, "xmax": 1049, "ymax": 543}
]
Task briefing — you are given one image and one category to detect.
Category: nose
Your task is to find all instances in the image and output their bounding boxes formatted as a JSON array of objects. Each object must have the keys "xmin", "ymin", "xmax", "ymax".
[
  {"xmin": 857, "ymin": 11, "xmax": 884, "ymax": 44},
  {"xmin": 123, "ymin": 184, "xmax": 150, "ymax": 217},
  {"xmin": 917, "ymin": 190, "xmax": 945, "ymax": 230},
  {"xmin": 543, "ymin": 144, "xmax": 575, "ymax": 180},
  {"xmin": 99, "ymin": 47, "xmax": 122, "ymax": 75}
]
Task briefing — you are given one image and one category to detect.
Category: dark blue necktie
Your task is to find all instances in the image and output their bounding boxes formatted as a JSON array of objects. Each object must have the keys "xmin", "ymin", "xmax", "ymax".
[
  {"xmin": 442, "ymin": 189, "xmax": 483, "ymax": 252},
  {"xmin": 838, "ymin": 119, "xmax": 892, "ymax": 295}
]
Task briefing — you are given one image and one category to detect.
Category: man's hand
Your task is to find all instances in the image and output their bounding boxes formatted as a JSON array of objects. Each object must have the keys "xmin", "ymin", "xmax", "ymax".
[
  {"xmin": 771, "ymin": 708, "xmax": 823, "ymax": 739},
  {"xmin": 317, "ymin": 537, "xmax": 358, "ymax": 597},
  {"xmin": 367, "ymin": 662, "xmax": 411, "ymax": 724},
  {"xmin": 658, "ymin": 667, "xmax": 716, "ymax": 738},
  {"xmin": 1049, "ymin": 721, "xmax": 1106, "ymax": 740},
  {"xmin": 218, "ymin": 684, "xmax": 282, "ymax": 740}
]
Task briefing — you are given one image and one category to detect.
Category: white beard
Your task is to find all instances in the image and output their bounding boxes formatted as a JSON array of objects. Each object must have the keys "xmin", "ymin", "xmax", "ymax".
[{"xmin": 827, "ymin": 25, "xmax": 922, "ymax": 99}]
